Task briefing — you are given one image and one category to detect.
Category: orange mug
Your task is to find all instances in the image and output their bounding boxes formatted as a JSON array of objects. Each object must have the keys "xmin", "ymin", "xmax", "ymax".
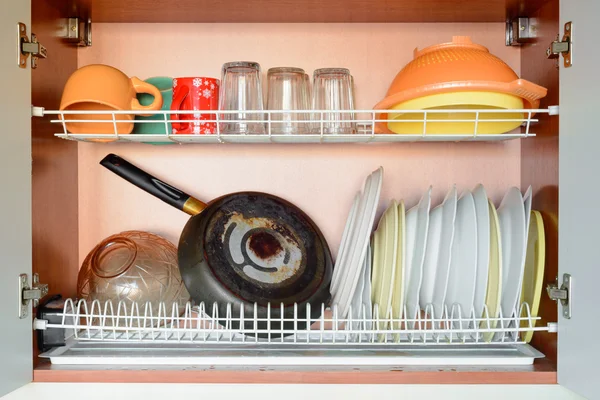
[{"xmin": 59, "ymin": 64, "xmax": 163, "ymax": 134}]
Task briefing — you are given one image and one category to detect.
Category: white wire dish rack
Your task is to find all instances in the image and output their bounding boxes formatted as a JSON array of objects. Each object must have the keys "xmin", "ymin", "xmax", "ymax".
[
  {"xmin": 36, "ymin": 298, "xmax": 553, "ymax": 366},
  {"xmin": 32, "ymin": 107, "xmax": 558, "ymax": 144}
]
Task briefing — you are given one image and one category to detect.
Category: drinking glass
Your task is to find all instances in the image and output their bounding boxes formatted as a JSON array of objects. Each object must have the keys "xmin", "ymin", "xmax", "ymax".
[
  {"xmin": 219, "ymin": 61, "xmax": 265, "ymax": 134},
  {"xmin": 312, "ymin": 68, "xmax": 356, "ymax": 134},
  {"xmin": 303, "ymin": 73, "xmax": 313, "ymax": 132},
  {"xmin": 266, "ymin": 67, "xmax": 311, "ymax": 134}
]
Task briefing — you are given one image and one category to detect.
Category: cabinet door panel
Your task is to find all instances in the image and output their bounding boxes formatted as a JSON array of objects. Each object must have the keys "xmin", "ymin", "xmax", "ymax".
[
  {"xmin": 0, "ymin": 0, "xmax": 33, "ymax": 397},
  {"xmin": 559, "ymin": 2, "xmax": 600, "ymax": 399}
]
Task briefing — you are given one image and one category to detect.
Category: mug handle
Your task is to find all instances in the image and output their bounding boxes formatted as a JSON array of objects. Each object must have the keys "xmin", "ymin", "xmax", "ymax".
[
  {"xmin": 130, "ymin": 77, "xmax": 163, "ymax": 117},
  {"xmin": 170, "ymin": 85, "xmax": 189, "ymax": 131}
]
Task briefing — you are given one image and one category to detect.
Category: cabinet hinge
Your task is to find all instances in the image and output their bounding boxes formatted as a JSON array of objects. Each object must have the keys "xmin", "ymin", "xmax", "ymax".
[
  {"xmin": 505, "ymin": 17, "xmax": 537, "ymax": 46},
  {"xmin": 547, "ymin": 273, "xmax": 571, "ymax": 319},
  {"xmin": 18, "ymin": 23, "xmax": 47, "ymax": 69},
  {"xmin": 547, "ymin": 21, "xmax": 572, "ymax": 68},
  {"xmin": 19, "ymin": 273, "xmax": 48, "ymax": 319}
]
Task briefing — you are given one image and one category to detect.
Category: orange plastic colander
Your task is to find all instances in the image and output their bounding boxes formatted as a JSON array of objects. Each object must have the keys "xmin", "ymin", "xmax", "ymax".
[{"xmin": 374, "ymin": 36, "xmax": 548, "ymax": 134}]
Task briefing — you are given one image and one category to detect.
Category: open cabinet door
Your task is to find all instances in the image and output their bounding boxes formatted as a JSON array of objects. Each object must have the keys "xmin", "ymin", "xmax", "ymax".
[
  {"xmin": 0, "ymin": 0, "xmax": 33, "ymax": 397},
  {"xmin": 559, "ymin": 2, "xmax": 600, "ymax": 399}
]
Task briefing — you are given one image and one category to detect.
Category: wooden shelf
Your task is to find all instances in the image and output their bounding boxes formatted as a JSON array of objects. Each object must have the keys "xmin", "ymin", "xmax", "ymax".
[
  {"xmin": 34, "ymin": 359, "xmax": 556, "ymax": 384},
  {"xmin": 77, "ymin": 0, "xmax": 552, "ymax": 23}
]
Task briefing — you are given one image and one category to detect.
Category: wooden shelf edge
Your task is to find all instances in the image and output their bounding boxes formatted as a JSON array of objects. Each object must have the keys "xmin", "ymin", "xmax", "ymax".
[
  {"xmin": 34, "ymin": 361, "xmax": 556, "ymax": 384},
  {"xmin": 86, "ymin": 0, "xmax": 553, "ymax": 23}
]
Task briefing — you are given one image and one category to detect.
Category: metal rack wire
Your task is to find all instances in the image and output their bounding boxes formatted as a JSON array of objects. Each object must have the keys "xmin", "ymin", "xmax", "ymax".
[
  {"xmin": 36, "ymin": 298, "xmax": 552, "ymax": 365},
  {"xmin": 31, "ymin": 107, "xmax": 559, "ymax": 144},
  {"xmin": 35, "ymin": 298, "xmax": 554, "ymax": 345}
]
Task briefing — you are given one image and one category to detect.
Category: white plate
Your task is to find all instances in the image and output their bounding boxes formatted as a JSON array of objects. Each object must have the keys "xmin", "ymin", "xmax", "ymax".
[
  {"xmin": 497, "ymin": 187, "xmax": 527, "ymax": 320},
  {"xmin": 331, "ymin": 193, "xmax": 361, "ymax": 294},
  {"xmin": 391, "ymin": 200, "xmax": 406, "ymax": 342},
  {"xmin": 430, "ymin": 186, "xmax": 457, "ymax": 319},
  {"xmin": 331, "ymin": 176, "xmax": 371, "ymax": 309},
  {"xmin": 445, "ymin": 191, "xmax": 478, "ymax": 320},
  {"xmin": 349, "ymin": 249, "xmax": 366, "ymax": 330},
  {"xmin": 361, "ymin": 242, "xmax": 373, "ymax": 335},
  {"xmin": 404, "ymin": 187, "xmax": 432, "ymax": 326},
  {"xmin": 332, "ymin": 167, "xmax": 383, "ymax": 318},
  {"xmin": 420, "ymin": 186, "xmax": 457, "ymax": 314},
  {"xmin": 370, "ymin": 219, "xmax": 384, "ymax": 311},
  {"xmin": 472, "ymin": 184, "xmax": 491, "ymax": 319},
  {"xmin": 524, "ymin": 185, "xmax": 533, "ymax": 233},
  {"xmin": 419, "ymin": 203, "xmax": 442, "ymax": 309}
]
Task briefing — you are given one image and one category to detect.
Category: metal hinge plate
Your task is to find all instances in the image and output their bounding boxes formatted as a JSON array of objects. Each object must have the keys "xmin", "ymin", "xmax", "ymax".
[
  {"xmin": 18, "ymin": 22, "xmax": 47, "ymax": 69},
  {"xmin": 506, "ymin": 17, "xmax": 538, "ymax": 46},
  {"xmin": 547, "ymin": 273, "xmax": 571, "ymax": 319},
  {"xmin": 62, "ymin": 17, "xmax": 92, "ymax": 47},
  {"xmin": 19, "ymin": 273, "xmax": 48, "ymax": 319},
  {"xmin": 547, "ymin": 21, "xmax": 572, "ymax": 68}
]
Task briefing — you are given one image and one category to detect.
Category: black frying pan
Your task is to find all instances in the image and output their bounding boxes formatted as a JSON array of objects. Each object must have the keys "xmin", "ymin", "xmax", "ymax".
[{"xmin": 100, "ymin": 154, "xmax": 332, "ymax": 336}]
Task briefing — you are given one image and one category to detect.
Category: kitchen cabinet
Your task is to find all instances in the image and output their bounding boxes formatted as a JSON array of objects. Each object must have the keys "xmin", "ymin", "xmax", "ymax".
[{"xmin": 1, "ymin": 0, "xmax": 597, "ymax": 398}]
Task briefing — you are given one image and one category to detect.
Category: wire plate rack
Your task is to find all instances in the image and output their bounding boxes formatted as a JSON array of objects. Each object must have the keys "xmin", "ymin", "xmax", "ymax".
[
  {"xmin": 36, "ymin": 298, "xmax": 554, "ymax": 345},
  {"xmin": 36, "ymin": 299, "xmax": 553, "ymax": 366},
  {"xmin": 32, "ymin": 107, "xmax": 559, "ymax": 144}
]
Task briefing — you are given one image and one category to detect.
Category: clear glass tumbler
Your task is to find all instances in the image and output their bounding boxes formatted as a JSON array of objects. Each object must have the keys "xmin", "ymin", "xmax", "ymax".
[
  {"xmin": 219, "ymin": 61, "xmax": 265, "ymax": 135},
  {"xmin": 303, "ymin": 73, "xmax": 313, "ymax": 132},
  {"xmin": 265, "ymin": 67, "xmax": 311, "ymax": 135},
  {"xmin": 312, "ymin": 68, "xmax": 356, "ymax": 134}
]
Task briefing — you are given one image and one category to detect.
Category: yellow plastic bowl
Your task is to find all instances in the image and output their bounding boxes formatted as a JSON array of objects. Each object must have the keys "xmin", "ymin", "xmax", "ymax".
[{"xmin": 387, "ymin": 92, "xmax": 525, "ymax": 135}]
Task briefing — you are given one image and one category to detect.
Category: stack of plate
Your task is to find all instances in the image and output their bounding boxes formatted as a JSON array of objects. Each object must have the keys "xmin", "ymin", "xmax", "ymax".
[
  {"xmin": 330, "ymin": 167, "xmax": 383, "ymax": 320},
  {"xmin": 333, "ymin": 178, "xmax": 546, "ymax": 343}
]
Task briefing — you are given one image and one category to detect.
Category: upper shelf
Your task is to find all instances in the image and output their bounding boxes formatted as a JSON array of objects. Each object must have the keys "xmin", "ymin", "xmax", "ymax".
[
  {"xmin": 35, "ymin": 107, "xmax": 556, "ymax": 144},
  {"xmin": 73, "ymin": 0, "xmax": 550, "ymax": 23}
]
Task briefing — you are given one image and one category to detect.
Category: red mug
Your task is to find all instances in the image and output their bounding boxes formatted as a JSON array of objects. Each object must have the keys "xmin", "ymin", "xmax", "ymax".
[{"xmin": 171, "ymin": 77, "xmax": 220, "ymax": 134}]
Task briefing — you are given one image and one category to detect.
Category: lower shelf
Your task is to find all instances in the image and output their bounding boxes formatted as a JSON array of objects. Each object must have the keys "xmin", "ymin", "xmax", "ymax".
[
  {"xmin": 41, "ymin": 342, "xmax": 543, "ymax": 366},
  {"xmin": 33, "ymin": 358, "xmax": 557, "ymax": 384},
  {"xmin": 36, "ymin": 299, "xmax": 555, "ymax": 385}
]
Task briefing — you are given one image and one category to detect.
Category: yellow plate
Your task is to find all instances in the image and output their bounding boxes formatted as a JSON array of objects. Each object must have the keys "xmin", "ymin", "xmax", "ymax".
[
  {"xmin": 372, "ymin": 201, "xmax": 398, "ymax": 341},
  {"xmin": 392, "ymin": 200, "xmax": 406, "ymax": 343},
  {"xmin": 483, "ymin": 200, "xmax": 503, "ymax": 342},
  {"xmin": 520, "ymin": 210, "xmax": 546, "ymax": 343},
  {"xmin": 387, "ymin": 91, "xmax": 525, "ymax": 135}
]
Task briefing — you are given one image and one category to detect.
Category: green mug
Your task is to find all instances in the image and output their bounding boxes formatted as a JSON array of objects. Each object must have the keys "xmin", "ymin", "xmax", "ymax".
[{"xmin": 133, "ymin": 76, "xmax": 172, "ymax": 136}]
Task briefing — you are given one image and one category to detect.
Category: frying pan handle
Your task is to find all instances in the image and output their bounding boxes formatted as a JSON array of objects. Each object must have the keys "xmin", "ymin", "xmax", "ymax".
[{"xmin": 100, "ymin": 154, "xmax": 206, "ymax": 216}]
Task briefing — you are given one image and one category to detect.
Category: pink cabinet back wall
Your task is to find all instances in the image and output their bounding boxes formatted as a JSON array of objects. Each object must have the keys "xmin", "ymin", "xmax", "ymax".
[{"xmin": 77, "ymin": 22, "xmax": 521, "ymax": 263}]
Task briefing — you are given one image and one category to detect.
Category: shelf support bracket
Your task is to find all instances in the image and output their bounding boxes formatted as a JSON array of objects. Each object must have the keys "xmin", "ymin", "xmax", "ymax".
[
  {"xmin": 61, "ymin": 17, "xmax": 92, "ymax": 47},
  {"xmin": 506, "ymin": 17, "xmax": 537, "ymax": 46}
]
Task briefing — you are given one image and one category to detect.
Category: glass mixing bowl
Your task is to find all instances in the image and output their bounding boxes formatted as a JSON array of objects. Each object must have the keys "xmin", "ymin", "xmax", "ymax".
[{"xmin": 77, "ymin": 230, "xmax": 190, "ymax": 320}]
